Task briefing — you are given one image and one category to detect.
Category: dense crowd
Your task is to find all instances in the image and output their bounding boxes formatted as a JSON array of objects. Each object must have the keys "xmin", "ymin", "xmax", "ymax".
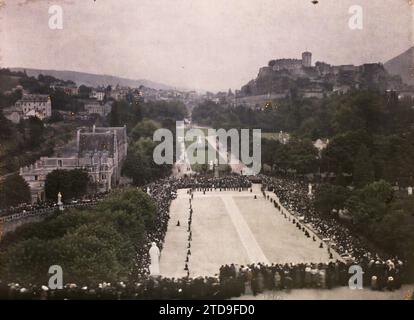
[
  {"xmin": 0, "ymin": 192, "xmax": 109, "ymax": 218},
  {"xmin": 219, "ymin": 258, "xmax": 406, "ymax": 295},
  {"xmin": 130, "ymin": 174, "xmax": 252, "ymax": 279},
  {"xmin": 0, "ymin": 173, "xmax": 412, "ymax": 299},
  {"xmin": 0, "ymin": 258, "xmax": 407, "ymax": 299},
  {"xmin": 259, "ymin": 175, "xmax": 390, "ymax": 263},
  {"xmin": 173, "ymin": 175, "xmax": 252, "ymax": 190}
]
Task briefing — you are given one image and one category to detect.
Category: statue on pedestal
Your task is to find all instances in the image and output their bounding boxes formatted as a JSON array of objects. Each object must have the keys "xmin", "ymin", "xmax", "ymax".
[
  {"xmin": 408, "ymin": 186, "xmax": 413, "ymax": 196},
  {"xmin": 308, "ymin": 184, "xmax": 313, "ymax": 196},
  {"xmin": 57, "ymin": 192, "xmax": 64, "ymax": 211},
  {"xmin": 149, "ymin": 242, "xmax": 160, "ymax": 276}
]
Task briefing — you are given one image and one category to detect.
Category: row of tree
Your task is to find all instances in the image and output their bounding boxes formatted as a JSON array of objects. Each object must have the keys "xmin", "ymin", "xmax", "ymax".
[
  {"xmin": 0, "ymin": 168, "xmax": 90, "ymax": 210},
  {"xmin": 110, "ymin": 100, "xmax": 187, "ymax": 186},
  {"xmin": 191, "ymin": 90, "xmax": 414, "ymax": 263},
  {"xmin": 122, "ymin": 119, "xmax": 174, "ymax": 185},
  {"xmin": 193, "ymin": 91, "xmax": 414, "ymax": 185},
  {"xmin": 0, "ymin": 188, "xmax": 155, "ymax": 285},
  {"xmin": 314, "ymin": 180, "xmax": 414, "ymax": 262}
]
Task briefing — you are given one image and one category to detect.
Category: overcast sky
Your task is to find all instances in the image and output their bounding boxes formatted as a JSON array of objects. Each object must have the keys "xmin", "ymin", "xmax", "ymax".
[{"xmin": 0, "ymin": 0, "xmax": 412, "ymax": 92}]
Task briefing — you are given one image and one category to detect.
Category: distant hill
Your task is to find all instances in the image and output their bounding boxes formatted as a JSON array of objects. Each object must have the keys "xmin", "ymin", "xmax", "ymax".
[
  {"xmin": 384, "ymin": 47, "xmax": 414, "ymax": 86},
  {"xmin": 10, "ymin": 68, "xmax": 174, "ymax": 90}
]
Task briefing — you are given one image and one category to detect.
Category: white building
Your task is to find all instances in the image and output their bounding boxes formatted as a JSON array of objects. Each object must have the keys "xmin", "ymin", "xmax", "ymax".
[
  {"xmin": 90, "ymin": 90, "xmax": 105, "ymax": 101},
  {"xmin": 84, "ymin": 101, "xmax": 112, "ymax": 117},
  {"xmin": 4, "ymin": 94, "xmax": 52, "ymax": 123}
]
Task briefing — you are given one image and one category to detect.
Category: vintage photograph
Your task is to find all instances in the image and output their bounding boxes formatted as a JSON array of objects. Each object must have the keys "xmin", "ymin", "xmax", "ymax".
[{"xmin": 0, "ymin": 0, "xmax": 413, "ymax": 304}]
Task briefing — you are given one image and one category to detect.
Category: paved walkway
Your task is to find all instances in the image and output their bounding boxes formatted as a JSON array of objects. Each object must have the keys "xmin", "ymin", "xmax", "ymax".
[
  {"xmin": 172, "ymin": 123, "xmax": 194, "ymax": 177},
  {"xmin": 221, "ymin": 195, "xmax": 269, "ymax": 264},
  {"xmin": 235, "ymin": 285, "xmax": 414, "ymax": 300},
  {"xmin": 205, "ymin": 133, "xmax": 247, "ymax": 174},
  {"xmin": 263, "ymin": 190, "xmax": 343, "ymax": 262},
  {"xmin": 159, "ymin": 185, "xmax": 333, "ymax": 277}
]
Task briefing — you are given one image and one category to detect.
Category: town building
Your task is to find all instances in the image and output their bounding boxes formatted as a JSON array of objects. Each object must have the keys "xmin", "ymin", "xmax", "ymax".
[
  {"xmin": 90, "ymin": 90, "xmax": 105, "ymax": 101},
  {"xmin": 84, "ymin": 101, "xmax": 112, "ymax": 117},
  {"xmin": 20, "ymin": 125, "xmax": 128, "ymax": 203},
  {"xmin": 3, "ymin": 94, "xmax": 52, "ymax": 123},
  {"xmin": 109, "ymin": 86, "xmax": 130, "ymax": 101}
]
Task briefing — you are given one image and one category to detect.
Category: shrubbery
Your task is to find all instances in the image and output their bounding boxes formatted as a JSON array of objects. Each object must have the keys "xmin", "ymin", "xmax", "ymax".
[
  {"xmin": 314, "ymin": 180, "xmax": 414, "ymax": 262},
  {"xmin": 45, "ymin": 169, "xmax": 89, "ymax": 202},
  {"xmin": 0, "ymin": 188, "xmax": 155, "ymax": 285}
]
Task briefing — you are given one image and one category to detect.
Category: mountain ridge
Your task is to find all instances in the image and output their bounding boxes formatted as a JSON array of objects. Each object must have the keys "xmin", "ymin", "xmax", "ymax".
[
  {"xmin": 9, "ymin": 68, "xmax": 176, "ymax": 91},
  {"xmin": 384, "ymin": 46, "xmax": 414, "ymax": 86}
]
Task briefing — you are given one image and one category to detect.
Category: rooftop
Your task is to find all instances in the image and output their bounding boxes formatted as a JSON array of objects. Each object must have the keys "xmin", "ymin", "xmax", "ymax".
[{"xmin": 18, "ymin": 94, "xmax": 50, "ymax": 103}]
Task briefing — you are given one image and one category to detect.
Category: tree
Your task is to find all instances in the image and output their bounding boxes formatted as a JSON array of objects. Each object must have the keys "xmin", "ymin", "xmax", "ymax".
[
  {"xmin": 322, "ymin": 130, "xmax": 371, "ymax": 174},
  {"xmin": 45, "ymin": 169, "xmax": 89, "ymax": 201},
  {"xmin": 314, "ymin": 184, "xmax": 352, "ymax": 215},
  {"xmin": 130, "ymin": 119, "xmax": 161, "ymax": 141},
  {"xmin": 141, "ymin": 100, "xmax": 187, "ymax": 122},
  {"xmin": 109, "ymin": 102, "xmax": 120, "ymax": 127},
  {"xmin": 50, "ymin": 89, "xmax": 71, "ymax": 110},
  {"xmin": 353, "ymin": 144, "xmax": 375, "ymax": 188},
  {"xmin": 286, "ymin": 139, "xmax": 319, "ymax": 174},
  {"xmin": 122, "ymin": 138, "xmax": 171, "ymax": 185},
  {"xmin": 0, "ymin": 109, "xmax": 12, "ymax": 138},
  {"xmin": 95, "ymin": 188, "xmax": 156, "ymax": 230},
  {"xmin": 78, "ymin": 85, "xmax": 92, "ymax": 98},
  {"xmin": 48, "ymin": 110, "xmax": 63, "ymax": 123},
  {"xmin": 345, "ymin": 180, "xmax": 393, "ymax": 224},
  {"xmin": 21, "ymin": 116, "xmax": 44, "ymax": 148},
  {"xmin": 0, "ymin": 188, "xmax": 154, "ymax": 285},
  {"xmin": 0, "ymin": 174, "xmax": 31, "ymax": 208}
]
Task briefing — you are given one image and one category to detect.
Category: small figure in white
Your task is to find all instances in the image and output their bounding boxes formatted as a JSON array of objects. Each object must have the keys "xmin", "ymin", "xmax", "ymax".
[
  {"xmin": 57, "ymin": 192, "xmax": 64, "ymax": 211},
  {"xmin": 408, "ymin": 186, "xmax": 413, "ymax": 196},
  {"xmin": 57, "ymin": 192, "xmax": 62, "ymax": 205},
  {"xmin": 308, "ymin": 184, "xmax": 313, "ymax": 196},
  {"xmin": 149, "ymin": 242, "xmax": 160, "ymax": 276},
  {"xmin": 147, "ymin": 187, "xmax": 151, "ymax": 196}
]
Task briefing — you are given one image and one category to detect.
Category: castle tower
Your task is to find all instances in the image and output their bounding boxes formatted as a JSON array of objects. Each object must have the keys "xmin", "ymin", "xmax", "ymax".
[{"xmin": 302, "ymin": 51, "xmax": 312, "ymax": 67}]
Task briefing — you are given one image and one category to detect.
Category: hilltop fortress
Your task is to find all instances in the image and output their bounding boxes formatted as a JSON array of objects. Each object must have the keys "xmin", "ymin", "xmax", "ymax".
[{"xmin": 236, "ymin": 51, "xmax": 406, "ymax": 108}]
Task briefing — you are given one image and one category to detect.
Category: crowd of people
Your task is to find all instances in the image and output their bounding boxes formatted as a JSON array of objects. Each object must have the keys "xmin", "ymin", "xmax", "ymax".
[
  {"xmin": 173, "ymin": 175, "xmax": 252, "ymax": 190},
  {"xmin": 130, "ymin": 174, "xmax": 252, "ymax": 280},
  {"xmin": 259, "ymin": 175, "xmax": 390, "ymax": 263},
  {"xmin": 0, "ymin": 173, "xmax": 412, "ymax": 299},
  {"xmin": 0, "ymin": 201, "xmax": 57, "ymax": 218},
  {"xmin": 218, "ymin": 259, "xmax": 406, "ymax": 296},
  {"xmin": 0, "ymin": 192, "xmax": 108, "ymax": 218},
  {"xmin": 0, "ymin": 258, "xmax": 407, "ymax": 299}
]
